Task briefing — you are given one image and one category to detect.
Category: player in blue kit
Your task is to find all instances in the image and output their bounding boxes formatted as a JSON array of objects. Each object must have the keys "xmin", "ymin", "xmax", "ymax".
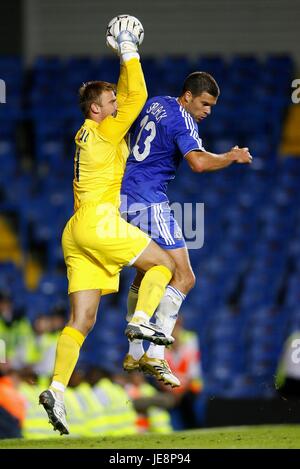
[{"xmin": 122, "ymin": 72, "xmax": 252, "ymax": 387}]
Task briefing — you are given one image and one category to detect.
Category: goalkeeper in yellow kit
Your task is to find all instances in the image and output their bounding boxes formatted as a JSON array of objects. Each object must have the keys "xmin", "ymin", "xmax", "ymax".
[{"xmin": 39, "ymin": 16, "xmax": 175, "ymax": 435}]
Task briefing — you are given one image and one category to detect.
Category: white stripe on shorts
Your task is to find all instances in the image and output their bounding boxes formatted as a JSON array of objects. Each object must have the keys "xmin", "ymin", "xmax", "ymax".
[
  {"xmin": 153, "ymin": 204, "xmax": 171, "ymax": 245},
  {"xmin": 154, "ymin": 204, "xmax": 175, "ymax": 245}
]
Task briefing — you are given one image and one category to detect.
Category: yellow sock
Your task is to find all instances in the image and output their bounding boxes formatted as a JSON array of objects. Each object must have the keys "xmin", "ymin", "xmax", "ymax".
[
  {"xmin": 52, "ymin": 326, "xmax": 85, "ymax": 388},
  {"xmin": 133, "ymin": 265, "xmax": 172, "ymax": 322}
]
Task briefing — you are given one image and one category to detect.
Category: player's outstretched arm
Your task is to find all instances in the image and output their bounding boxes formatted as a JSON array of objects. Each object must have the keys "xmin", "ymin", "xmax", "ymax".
[
  {"xmin": 107, "ymin": 16, "xmax": 142, "ymax": 108},
  {"xmin": 186, "ymin": 146, "xmax": 253, "ymax": 173},
  {"xmin": 99, "ymin": 15, "xmax": 147, "ymax": 143}
]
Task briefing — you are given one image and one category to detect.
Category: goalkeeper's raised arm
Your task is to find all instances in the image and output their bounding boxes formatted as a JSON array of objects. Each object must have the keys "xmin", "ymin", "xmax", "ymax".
[{"xmin": 99, "ymin": 14, "xmax": 147, "ymax": 143}]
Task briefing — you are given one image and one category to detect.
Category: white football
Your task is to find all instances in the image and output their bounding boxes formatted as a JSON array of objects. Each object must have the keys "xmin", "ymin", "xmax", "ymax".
[{"xmin": 106, "ymin": 14, "xmax": 144, "ymax": 51}]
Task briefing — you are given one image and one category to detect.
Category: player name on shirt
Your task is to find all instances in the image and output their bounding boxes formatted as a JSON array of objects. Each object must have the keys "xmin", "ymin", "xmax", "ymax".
[{"xmin": 146, "ymin": 101, "xmax": 168, "ymax": 123}]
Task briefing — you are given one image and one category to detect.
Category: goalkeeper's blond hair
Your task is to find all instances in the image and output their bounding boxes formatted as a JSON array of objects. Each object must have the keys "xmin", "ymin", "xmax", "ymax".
[{"xmin": 79, "ymin": 81, "xmax": 116, "ymax": 117}]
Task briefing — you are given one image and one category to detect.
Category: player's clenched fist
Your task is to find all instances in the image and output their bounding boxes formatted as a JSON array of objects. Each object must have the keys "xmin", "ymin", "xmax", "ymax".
[
  {"xmin": 106, "ymin": 14, "xmax": 144, "ymax": 55},
  {"xmin": 229, "ymin": 145, "xmax": 253, "ymax": 164}
]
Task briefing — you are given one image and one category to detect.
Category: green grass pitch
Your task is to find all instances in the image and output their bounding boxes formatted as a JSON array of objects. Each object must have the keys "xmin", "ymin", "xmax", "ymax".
[{"xmin": 0, "ymin": 425, "xmax": 299, "ymax": 449}]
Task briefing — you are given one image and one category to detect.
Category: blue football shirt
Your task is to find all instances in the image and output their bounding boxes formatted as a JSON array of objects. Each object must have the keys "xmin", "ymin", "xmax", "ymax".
[{"xmin": 121, "ymin": 96, "xmax": 205, "ymax": 210}]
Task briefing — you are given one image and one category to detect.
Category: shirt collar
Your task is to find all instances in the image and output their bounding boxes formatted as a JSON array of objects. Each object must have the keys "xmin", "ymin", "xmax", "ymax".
[{"xmin": 84, "ymin": 118, "xmax": 99, "ymax": 128}]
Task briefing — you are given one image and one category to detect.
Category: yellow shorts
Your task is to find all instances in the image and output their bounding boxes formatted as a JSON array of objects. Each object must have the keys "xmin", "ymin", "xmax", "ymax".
[{"xmin": 62, "ymin": 202, "xmax": 150, "ymax": 295}]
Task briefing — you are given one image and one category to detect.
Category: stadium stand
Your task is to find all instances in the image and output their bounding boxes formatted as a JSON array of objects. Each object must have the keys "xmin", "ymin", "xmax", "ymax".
[{"xmin": 0, "ymin": 53, "xmax": 299, "ymax": 434}]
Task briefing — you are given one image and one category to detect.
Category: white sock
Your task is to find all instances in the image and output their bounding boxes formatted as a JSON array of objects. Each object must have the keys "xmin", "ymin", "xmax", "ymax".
[
  {"xmin": 146, "ymin": 285, "xmax": 186, "ymax": 360},
  {"xmin": 128, "ymin": 339, "xmax": 144, "ymax": 360},
  {"xmin": 130, "ymin": 310, "xmax": 149, "ymax": 324},
  {"xmin": 121, "ymin": 52, "xmax": 140, "ymax": 62},
  {"xmin": 50, "ymin": 380, "xmax": 65, "ymax": 400}
]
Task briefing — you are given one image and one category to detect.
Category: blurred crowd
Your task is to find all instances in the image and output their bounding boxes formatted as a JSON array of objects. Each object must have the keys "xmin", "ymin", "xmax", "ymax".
[{"xmin": 0, "ymin": 291, "xmax": 203, "ymax": 438}]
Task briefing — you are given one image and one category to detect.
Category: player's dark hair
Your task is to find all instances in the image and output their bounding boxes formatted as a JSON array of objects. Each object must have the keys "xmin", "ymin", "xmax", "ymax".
[
  {"xmin": 79, "ymin": 81, "xmax": 116, "ymax": 117},
  {"xmin": 181, "ymin": 72, "xmax": 220, "ymax": 98}
]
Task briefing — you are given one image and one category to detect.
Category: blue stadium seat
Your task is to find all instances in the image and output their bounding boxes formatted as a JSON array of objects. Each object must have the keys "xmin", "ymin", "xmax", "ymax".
[{"xmin": 0, "ymin": 53, "xmax": 297, "ymax": 401}]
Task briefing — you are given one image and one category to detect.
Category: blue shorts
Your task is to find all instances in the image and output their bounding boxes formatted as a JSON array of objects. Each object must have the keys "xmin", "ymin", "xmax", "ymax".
[{"xmin": 122, "ymin": 202, "xmax": 186, "ymax": 250}]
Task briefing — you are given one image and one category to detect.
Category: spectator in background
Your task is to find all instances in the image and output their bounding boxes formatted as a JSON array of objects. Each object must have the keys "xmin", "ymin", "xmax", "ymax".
[
  {"xmin": 162, "ymin": 317, "xmax": 203, "ymax": 429},
  {"xmin": 0, "ymin": 290, "xmax": 12, "ymax": 323},
  {"xmin": 32, "ymin": 306, "xmax": 67, "ymax": 379},
  {"xmin": 0, "ymin": 365, "xmax": 26, "ymax": 438},
  {"xmin": 0, "ymin": 290, "xmax": 34, "ymax": 369},
  {"xmin": 0, "ymin": 293, "xmax": 68, "ymax": 380},
  {"xmin": 0, "ymin": 291, "xmax": 15, "ymax": 359},
  {"xmin": 50, "ymin": 305, "xmax": 67, "ymax": 332},
  {"xmin": 31, "ymin": 313, "xmax": 57, "ymax": 379},
  {"xmin": 85, "ymin": 365, "xmax": 139, "ymax": 436},
  {"xmin": 124, "ymin": 371, "xmax": 174, "ymax": 433}
]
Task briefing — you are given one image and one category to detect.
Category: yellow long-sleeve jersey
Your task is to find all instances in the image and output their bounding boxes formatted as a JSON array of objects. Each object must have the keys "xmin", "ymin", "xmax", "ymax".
[{"xmin": 73, "ymin": 58, "xmax": 147, "ymax": 211}]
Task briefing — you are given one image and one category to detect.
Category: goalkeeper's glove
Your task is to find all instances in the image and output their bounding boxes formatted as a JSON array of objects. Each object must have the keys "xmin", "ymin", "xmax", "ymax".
[{"xmin": 116, "ymin": 30, "xmax": 138, "ymax": 55}]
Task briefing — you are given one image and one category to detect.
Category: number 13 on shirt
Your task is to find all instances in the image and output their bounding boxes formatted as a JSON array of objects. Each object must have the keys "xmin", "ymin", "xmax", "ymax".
[{"xmin": 132, "ymin": 115, "xmax": 157, "ymax": 161}]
